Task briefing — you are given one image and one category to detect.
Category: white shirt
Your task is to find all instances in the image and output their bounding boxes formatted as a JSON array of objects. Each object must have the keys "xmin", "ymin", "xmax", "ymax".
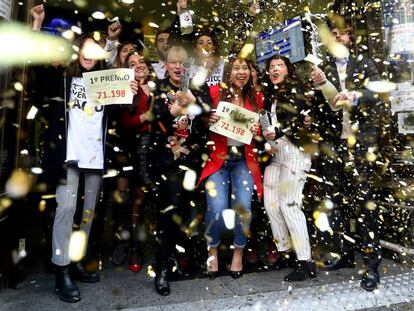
[
  {"xmin": 191, "ymin": 59, "xmax": 224, "ymax": 87},
  {"xmin": 66, "ymin": 78, "xmax": 104, "ymax": 169},
  {"xmin": 104, "ymin": 38, "xmax": 119, "ymax": 68},
  {"xmin": 152, "ymin": 60, "xmax": 166, "ymax": 80}
]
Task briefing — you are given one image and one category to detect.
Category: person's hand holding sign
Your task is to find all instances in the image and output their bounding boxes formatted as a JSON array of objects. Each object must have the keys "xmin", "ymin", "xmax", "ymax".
[
  {"xmin": 250, "ymin": 122, "xmax": 260, "ymax": 136},
  {"xmin": 209, "ymin": 110, "xmax": 220, "ymax": 126},
  {"xmin": 130, "ymin": 80, "xmax": 139, "ymax": 95}
]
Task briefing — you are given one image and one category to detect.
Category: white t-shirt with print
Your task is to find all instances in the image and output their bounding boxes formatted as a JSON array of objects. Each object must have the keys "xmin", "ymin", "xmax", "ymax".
[{"xmin": 66, "ymin": 77, "xmax": 104, "ymax": 169}]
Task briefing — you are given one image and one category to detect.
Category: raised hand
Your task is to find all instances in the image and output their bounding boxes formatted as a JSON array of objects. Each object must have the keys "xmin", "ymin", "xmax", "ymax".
[
  {"xmin": 177, "ymin": 0, "xmax": 188, "ymax": 13},
  {"xmin": 31, "ymin": 4, "xmax": 45, "ymax": 31},
  {"xmin": 108, "ymin": 21, "xmax": 122, "ymax": 41}
]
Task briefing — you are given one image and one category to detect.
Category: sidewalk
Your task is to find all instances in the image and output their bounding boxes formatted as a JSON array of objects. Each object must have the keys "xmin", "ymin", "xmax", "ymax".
[{"xmin": 1, "ymin": 258, "xmax": 413, "ymax": 311}]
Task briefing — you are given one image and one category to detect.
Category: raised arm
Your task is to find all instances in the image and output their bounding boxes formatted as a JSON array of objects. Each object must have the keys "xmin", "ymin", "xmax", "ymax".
[
  {"xmin": 228, "ymin": 1, "xmax": 260, "ymax": 58},
  {"xmin": 31, "ymin": 4, "xmax": 45, "ymax": 32},
  {"xmin": 105, "ymin": 21, "xmax": 122, "ymax": 67}
]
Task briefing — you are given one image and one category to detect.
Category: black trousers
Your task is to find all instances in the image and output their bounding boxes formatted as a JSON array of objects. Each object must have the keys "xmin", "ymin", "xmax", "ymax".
[
  {"xmin": 317, "ymin": 139, "xmax": 382, "ymax": 268},
  {"xmin": 152, "ymin": 166, "xmax": 199, "ymax": 268}
]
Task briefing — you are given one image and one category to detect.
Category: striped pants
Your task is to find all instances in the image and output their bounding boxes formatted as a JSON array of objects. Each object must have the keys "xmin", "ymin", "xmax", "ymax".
[
  {"xmin": 263, "ymin": 136, "xmax": 312, "ymax": 261},
  {"xmin": 52, "ymin": 166, "xmax": 102, "ymax": 266}
]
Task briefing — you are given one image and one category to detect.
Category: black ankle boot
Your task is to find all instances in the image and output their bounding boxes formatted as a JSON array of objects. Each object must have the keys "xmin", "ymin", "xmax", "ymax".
[
  {"xmin": 284, "ymin": 260, "xmax": 317, "ymax": 282},
  {"xmin": 71, "ymin": 263, "xmax": 100, "ymax": 283},
  {"xmin": 274, "ymin": 252, "xmax": 296, "ymax": 270},
  {"xmin": 55, "ymin": 265, "xmax": 81, "ymax": 303},
  {"xmin": 360, "ymin": 253, "xmax": 381, "ymax": 291},
  {"xmin": 323, "ymin": 253, "xmax": 355, "ymax": 271},
  {"xmin": 155, "ymin": 264, "xmax": 170, "ymax": 296}
]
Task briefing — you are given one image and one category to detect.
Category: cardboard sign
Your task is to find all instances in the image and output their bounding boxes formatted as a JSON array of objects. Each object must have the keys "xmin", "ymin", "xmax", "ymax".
[
  {"xmin": 209, "ymin": 101, "xmax": 259, "ymax": 145},
  {"xmin": 83, "ymin": 68, "xmax": 134, "ymax": 106}
]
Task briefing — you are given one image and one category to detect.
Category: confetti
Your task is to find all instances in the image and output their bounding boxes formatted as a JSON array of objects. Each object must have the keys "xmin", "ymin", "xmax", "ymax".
[
  {"xmin": 69, "ymin": 230, "xmax": 87, "ymax": 262},
  {"xmin": 222, "ymin": 209, "xmax": 235, "ymax": 229},
  {"xmin": 183, "ymin": 169, "xmax": 197, "ymax": 191},
  {"xmin": 0, "ymin": 23, "xmax": 71, "ymax": 65},
  {"xmin": 5, "ymin": 170, "xmax": 32, "ymax": 198}
]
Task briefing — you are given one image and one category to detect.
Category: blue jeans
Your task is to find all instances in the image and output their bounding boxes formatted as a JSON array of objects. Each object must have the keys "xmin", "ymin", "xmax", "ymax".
[{"xmin": 204, "ymin": 152, "xmax": 254, "ymax": 248}]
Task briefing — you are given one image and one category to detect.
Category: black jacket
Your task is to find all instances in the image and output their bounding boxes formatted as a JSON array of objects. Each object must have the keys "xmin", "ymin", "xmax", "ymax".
[
  {"xmin": 263, "ymin": 81, "xmax": 314, "ymax": 149},
  {"xmin": 151, "ymin": 78, "xmax": 211, "ymax": 173},
  {"xmin": 316, "ymin": 54, "xmax": 381, "ymax": 146}
]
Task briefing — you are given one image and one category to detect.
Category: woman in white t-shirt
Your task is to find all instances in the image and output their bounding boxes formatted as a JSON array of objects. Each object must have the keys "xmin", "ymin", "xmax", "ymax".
[
  {"xmin": 44, "ymin": 34, "xmax": 138, "ymax": 303},
  {"xmin": 191, "ymin": 33, "xmax": 225, "ymax": 87}
]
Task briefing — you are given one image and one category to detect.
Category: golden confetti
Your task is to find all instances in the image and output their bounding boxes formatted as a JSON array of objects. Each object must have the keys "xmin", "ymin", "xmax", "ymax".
[
  {"xmin": 347, "ymin": 135, "xmax": 357, "ymax": 147},
  {"xmin": 91, "ymin": 11, "xmax": 106, "ymax": 20},
  {"xmin": 365, "ymin": 201, "xmax": 377, "ymax": 211},
  {"xmin": 82, "ymin": 40, "xmax": 110, "ymax": 60},
  {"xmin": 5, "ymin": 170, "xmax": 32, "ymax": 198},
  {"xmin": 183, "ymin": 169, "xmax": 197, "ymax": 191},
  {"xmin": 318, "ymin": 24, "xmax": 349, "ymax": 59},
  {"xmin": 313, "ymin": 211, "xmax": 332, "ymax": 233},
  {"xmin": 0, "ymin": 23, "xmax": 71, "ymax": 65},
  {"xmin": 365, "ymin": 80, "xmax": 396, "ymax": 93},
  {"xmin": 69, "ymin": 230, "xmax": 87, "ymax": 262},
  {"xmin": 191, "ymin": 67, "xmax": 209, "ymax": 88},
  {"xmin": 147, "ymin": 265, "xmax": 156, "ymax": 278},
  {"xmin": 38, "ymin": 200, "xmax": 46, "ymax": 213},
  {"xmin": 222, "ymin": 209, "xmax": 235, "ymax": 229},
  {"xmin": 239, "ymin": 43, "xmax": 255, "ymax": 59},
  {"xmin": 26, "ymin": 106, "xmax": 38, "ymax": 120}
]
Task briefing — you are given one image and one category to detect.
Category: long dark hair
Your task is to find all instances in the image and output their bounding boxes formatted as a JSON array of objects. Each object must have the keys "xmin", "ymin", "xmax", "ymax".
[
  {"xmin": 113, "ymin": 41, "xmax": 137, "ymax": 68},
  {"xmin": 261, "ymin": 55, "xmax": 301, "ymax": 110},
  {"xmin": 194, "ymin": 33, "xmax": 221, "ymax": 58},
  {"xmin": 220, "ymin": 57, "xmax": 258, "ymax": 111},
  {"xmin": 123, "ymin": 50, "xmax": 154, "ymax": 84},
  {"xmin": 66, "ymin": 34, "xmax": 105, "ymax": 77}
]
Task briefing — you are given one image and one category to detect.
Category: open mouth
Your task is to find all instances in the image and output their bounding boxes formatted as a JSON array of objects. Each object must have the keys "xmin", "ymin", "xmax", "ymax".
[{"xmin": 201, "ymin": 48, "xmax": 211, "ymax": 56}]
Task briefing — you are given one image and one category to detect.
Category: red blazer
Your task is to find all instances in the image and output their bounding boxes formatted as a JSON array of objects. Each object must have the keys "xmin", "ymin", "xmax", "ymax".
[{"xmin": 198, "ymin": 85, "xmax": 263, "ymax": 200}]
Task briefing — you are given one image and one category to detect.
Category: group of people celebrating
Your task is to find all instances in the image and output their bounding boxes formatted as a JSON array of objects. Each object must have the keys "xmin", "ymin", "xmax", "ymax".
[{"xmin": 28, "ymin": 0, "xmax": 383, "ymax": 303}]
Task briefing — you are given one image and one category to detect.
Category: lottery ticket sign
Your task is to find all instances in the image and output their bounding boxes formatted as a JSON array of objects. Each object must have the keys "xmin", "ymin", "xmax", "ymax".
[
  {"xmin": 209, "ymin": 101, "xmax": 259, "ymax": 145},
  {"xmin": 83, "ymin": 68, "xmax": 134, "ymax": 105}
]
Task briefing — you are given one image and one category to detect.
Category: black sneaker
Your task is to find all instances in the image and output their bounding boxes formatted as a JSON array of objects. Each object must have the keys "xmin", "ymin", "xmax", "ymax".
[
  {"xmin": 361, "ymin": 268, "xmax": 380, "ymax": 291},
  {"xmin": 322, "ymin": 255, "xmax": 355, "ymax": 271},
  {"xmin": 284, "ymin": 261, "xmax": 317, "ymax": 282},
  {"xmin": 155, "ymin": 265, "xmax": 170, "ymax": 296}
]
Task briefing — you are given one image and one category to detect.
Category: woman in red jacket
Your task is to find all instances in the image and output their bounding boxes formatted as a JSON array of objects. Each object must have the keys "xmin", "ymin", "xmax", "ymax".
[{"xmin": 199, "ymin": 57, "xmax": 263, "ymax": 278}]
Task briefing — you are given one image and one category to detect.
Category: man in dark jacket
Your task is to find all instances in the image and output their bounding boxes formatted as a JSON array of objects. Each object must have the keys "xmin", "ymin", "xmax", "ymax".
[{"xmin": 311, "ymin": 22, "xmax": 382, "ymax": 291}]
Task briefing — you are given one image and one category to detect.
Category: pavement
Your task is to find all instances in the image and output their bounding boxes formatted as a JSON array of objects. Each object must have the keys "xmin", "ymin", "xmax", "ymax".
[{"xmin": 1, "ymin": 257, "xmax": 414, "ymax": 311}]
